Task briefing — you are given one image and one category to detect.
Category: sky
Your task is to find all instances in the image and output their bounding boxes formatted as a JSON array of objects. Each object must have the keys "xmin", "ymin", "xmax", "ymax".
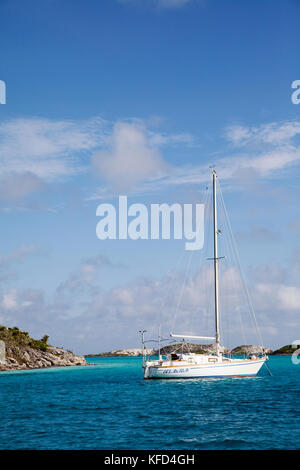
[{"xmin": 0, "ymin": 0, "xmax": 299, "ymax": 353}]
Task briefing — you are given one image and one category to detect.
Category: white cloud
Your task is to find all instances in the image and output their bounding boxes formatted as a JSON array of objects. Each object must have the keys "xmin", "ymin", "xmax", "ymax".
[
  {"xmin": 56, "ymin": 254, "xmax": 112, "ymax": 298},
  {"xmin": 0, "ymin": 244, "xmax": 41, "ymax": 281},
  {"xmin": 225, "ymin": 121, "xmax": 300, "ymax": 147},
  {"xmin": 6, "ymin": 244, "xmax": 41, "ymax": 263},
  {"xmin": 2, "ymin": 115, "xmax": 300, "ymax": 205},
  {"xmin": 277, "ymin": 285, "xmax": 300, "ymax": 311},
  {"xmin": 136, "ymin": 119, "xmax": 300, "ymax": 194},
  {"xmin": 255, "ymin": 282, "xmax": 300, "ymax": 312},
  {"xmin": 0, "ymin": 116, "xmax": 106, "ymax": 182},
  {"xmin": 0, "ymin": 115, "xmax": 196, "ymax": 203},
  {"xmin": 2, "ymin": 289, "xmax": 18, "ymax": 310},
  {"xmin": 148, "ymin": 130, "xmax": 195, "ymax": 147},
  {"xmin": 221, "ymin": 121, "xmax": 300, "ymax": 178},
  {"xmin": 1, "ymin": 253, "xmax": 299, "ymax": 353},
  {"xmin": 0, "ymin": 172, "xmax": 44, "ymax": 202},
  {"xmin": 92, "ymin": 121, "xmax": 168, "ymax": 190}
]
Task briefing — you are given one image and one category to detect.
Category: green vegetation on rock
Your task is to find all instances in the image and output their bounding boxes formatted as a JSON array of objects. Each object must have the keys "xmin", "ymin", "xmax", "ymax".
[
  {"xmin": 272, "ymin": 345, "xmax": 295, "ymax": 355},
  {"xmin": 0, "ymin": 326, "xmax": 49, "ymax": 352}
]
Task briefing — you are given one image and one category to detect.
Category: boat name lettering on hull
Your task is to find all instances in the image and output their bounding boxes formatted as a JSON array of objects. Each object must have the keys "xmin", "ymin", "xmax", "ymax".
[{"xmin": 162, "ymin": 368, "xmax": 189, "ymax": 374}]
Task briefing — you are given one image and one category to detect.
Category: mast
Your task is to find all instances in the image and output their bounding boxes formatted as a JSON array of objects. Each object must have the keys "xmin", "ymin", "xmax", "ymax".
[
  {"xmin": 140, "ymin": 329, "xmax": 147, "ymax": 367},
  {"xmin": 212, "ymin": 170, "xmax": 220, "ymax": 356},
  {"xmin": 158, "ymin": 325, "xmax": 161, "ymax": 361}
]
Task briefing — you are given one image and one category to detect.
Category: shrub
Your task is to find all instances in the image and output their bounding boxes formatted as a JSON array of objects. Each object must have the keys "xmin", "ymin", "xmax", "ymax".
[{"xmin": 41, "ymin": 335, "xmax": 49, "ymax": 344}]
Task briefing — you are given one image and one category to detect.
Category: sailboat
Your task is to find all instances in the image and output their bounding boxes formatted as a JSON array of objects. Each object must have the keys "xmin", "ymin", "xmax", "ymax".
[{"xmin": 142, "ymin": 170, "xmax": 268, "ymax": 379}]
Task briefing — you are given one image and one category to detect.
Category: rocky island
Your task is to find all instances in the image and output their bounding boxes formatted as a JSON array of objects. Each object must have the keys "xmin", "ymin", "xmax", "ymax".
[
  {"xmin": 86, "ymin": 348, "xmax": 156, "ymax": 357},
  {"xmin": 230, "ymin": 345, "xmax": 273, "ymax": 355},
  {"xmin": 87, "ymin": 343, "xmax": 276, "ymax": 357},
  {"xmin": 271, "ymin": 345, "xmax": 296, "ymax": 355},
  {"xmin": 0, "ymin": 325, "xmax": 86, "ymax": 371}
]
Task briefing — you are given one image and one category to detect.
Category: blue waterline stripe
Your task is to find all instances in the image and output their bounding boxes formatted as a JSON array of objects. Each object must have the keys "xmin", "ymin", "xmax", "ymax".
[
  {"xmin": 149, "ymin": 374, "xmax": 256, "ymax": 379},
  {"xmin": 156, "ymin": 360, "xmax": 265, "ymax": 371}
]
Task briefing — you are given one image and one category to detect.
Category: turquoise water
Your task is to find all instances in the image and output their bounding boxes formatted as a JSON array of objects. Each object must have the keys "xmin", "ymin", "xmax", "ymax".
[{"xmin": 0, "ymin": 356, "xmax": 299, "ymax": 449}]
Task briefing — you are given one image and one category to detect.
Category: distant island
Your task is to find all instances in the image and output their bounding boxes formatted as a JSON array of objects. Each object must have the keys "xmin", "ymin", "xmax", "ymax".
[
  {"xmin": 271, "ymin": 345, "xmax": 296, "ymax": 355},
  {"xmin": 85, "ymin": 348, "xmax": 156, "ymax": 357},
  {"xmin": 87, "ymin": 343, "xmax": 294, "ymax": 357},
  {"xmin": 0, "ymin": 325, "xmax": 86, "ymax": 371}
]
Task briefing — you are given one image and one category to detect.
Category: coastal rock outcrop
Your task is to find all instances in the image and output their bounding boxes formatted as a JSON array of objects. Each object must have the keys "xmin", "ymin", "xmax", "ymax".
[
  {"xmin": 271, "ymin": 345, "xmax": 295, "ymax": 355},
  {"xmin": 86, "ymin": 348, "xmax": 155, "ymax": 357},
  {"xmin": 156, "ymin": 343, "xmax": 229, "ymax": 355},
  {"xmin": 0, "ymin": 326, "xmax": 86, "ymax": 372},
  {"xmin": 87, "ymin": 343, "xmax": 274, "ymax": 357},
  {"xmin": 110, "ymin": 348, "xmax": 155, "ymax": 356},
  {"xmin": 1, "ymin": 344, "xmax": 86, "ymax": 371},
  {"xmin": 230, "ymin": 345, "xmax": 273, "ymax": 355}
]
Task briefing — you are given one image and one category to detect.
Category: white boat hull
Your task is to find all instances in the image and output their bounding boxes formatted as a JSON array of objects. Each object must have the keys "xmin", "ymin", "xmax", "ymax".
[{"xmin": 144, "ymin": 357, "xmax": 267, "ymax": 379}]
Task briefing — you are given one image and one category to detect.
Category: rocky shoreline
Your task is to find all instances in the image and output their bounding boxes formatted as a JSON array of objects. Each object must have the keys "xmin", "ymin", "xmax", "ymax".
[
  {"xmin": 86, "ymin": 343, "xmax": 274, "ymax": 357},
  {"xmin": 0, "ymin": 344, "xmax": 86, "ymax": 371}
]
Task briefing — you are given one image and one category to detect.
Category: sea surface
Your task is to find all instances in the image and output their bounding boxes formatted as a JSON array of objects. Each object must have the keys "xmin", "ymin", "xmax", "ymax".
[{"xmin": 0, "ymin": 355, "xmax": 299, "ymax": 449}]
